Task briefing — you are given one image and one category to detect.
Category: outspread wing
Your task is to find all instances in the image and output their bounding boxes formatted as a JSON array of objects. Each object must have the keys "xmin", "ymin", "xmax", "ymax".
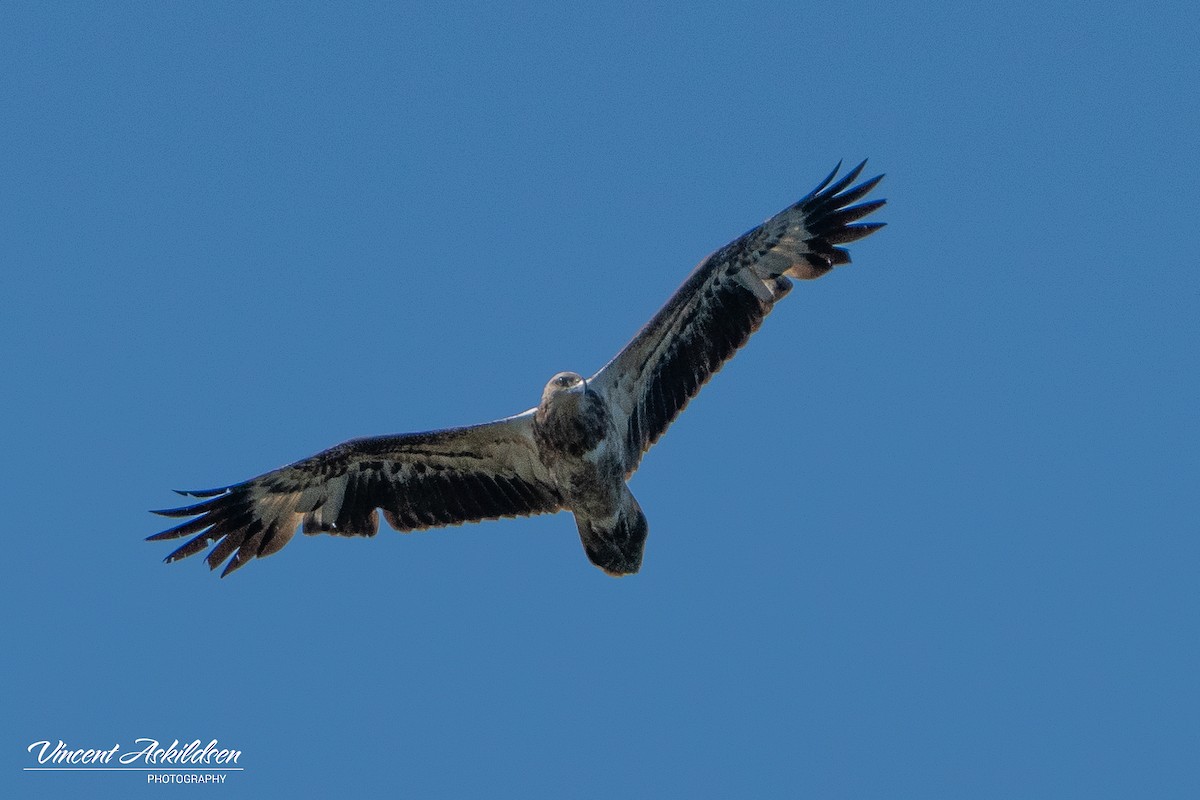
[
  {"xmin": 147, "ymin": 410, "xmax": 562, "ymax": 576},
  {"xmin": 590, "ymin": 161, "xmax": 886, "ymax": 474}
]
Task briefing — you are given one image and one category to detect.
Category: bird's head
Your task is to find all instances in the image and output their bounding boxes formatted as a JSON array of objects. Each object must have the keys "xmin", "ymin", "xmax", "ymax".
[{"xmin": 540, "ymin": 371, "xmax": 588, "ymax": 409}]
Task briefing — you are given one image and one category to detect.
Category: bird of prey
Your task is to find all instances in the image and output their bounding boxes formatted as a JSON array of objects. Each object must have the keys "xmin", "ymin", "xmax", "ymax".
[{"xmin": 149, "ymin": 161, "xmax": 885, "ymax": 577}]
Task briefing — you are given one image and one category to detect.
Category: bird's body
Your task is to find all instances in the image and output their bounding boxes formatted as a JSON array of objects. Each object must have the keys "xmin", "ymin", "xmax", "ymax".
[
  {"xmin": 533, "ymin": 372, "xmax": 647, "ymax": 574},
  {"xmin": 149, "ymin": 161, "xmax": 886, "ymax": 577}
]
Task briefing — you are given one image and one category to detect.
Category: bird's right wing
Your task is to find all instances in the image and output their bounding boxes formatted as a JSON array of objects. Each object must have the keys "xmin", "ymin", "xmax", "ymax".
[
  {"xmin": 590, "ymin": 161, "xmax": 886, "ymax": 474},
  {"xmin": 147, "ymin": 410, "xmax": 562, "ymax": 576}
]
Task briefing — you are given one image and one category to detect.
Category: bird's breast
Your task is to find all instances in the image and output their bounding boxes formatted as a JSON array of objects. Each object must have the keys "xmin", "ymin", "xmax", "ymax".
[
  {"xmin": 534, "ymin": 392, "xmax": 624, "ymax": 512},
  {"xmin": 534, "ymin": 391, "xmax": 611, "ymax": 458}
]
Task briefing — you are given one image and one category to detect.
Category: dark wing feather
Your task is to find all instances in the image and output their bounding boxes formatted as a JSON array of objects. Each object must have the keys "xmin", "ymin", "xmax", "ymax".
[
  {"xmin": 147, "ymin": 410, "xmax": 561, "ymax": 576},
  {"xmin": 590, "ymin": 161, "xmax": 886, "ymax": 474}
]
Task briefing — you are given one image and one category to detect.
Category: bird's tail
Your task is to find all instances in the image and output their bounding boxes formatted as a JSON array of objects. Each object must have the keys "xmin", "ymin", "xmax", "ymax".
[{"xmin": 574, "ymin": 490, "xmax": 648, "ymax": 577}]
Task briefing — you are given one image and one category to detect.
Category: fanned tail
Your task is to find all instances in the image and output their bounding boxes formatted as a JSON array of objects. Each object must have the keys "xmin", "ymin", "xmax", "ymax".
[{"xmin": 573, "ymin": 490, "xmax": 649, "ymax": 576}]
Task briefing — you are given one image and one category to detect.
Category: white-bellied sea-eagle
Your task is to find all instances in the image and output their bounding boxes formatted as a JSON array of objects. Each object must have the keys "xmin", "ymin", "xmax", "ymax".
[{"xmin": 149, "ymin": 161, "xmax": 886, "ymax": 577}]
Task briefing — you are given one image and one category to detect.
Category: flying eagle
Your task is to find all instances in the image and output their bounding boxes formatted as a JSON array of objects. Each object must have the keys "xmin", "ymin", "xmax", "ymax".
[{"xmin": 149, "ymin": 161, "xmax": 886, "ymax": 577}]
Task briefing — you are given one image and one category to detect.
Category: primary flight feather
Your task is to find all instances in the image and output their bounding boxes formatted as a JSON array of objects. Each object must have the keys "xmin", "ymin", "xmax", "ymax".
[{"xmin": 149, "ymin": 161, "xmax": 886, "ymax": 577}]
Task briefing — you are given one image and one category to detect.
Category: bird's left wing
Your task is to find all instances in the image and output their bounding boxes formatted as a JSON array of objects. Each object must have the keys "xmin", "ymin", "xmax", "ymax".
[
  {"xmin": 147, "ymin": 410, "xmax": 561, "ymax": 576},
  {"xmin": 590, "ymin": 161, "xmax": 886, "ymax": 475}
]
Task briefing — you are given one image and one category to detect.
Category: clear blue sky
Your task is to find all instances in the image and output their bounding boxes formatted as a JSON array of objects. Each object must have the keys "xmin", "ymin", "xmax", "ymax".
[{"xmin": 3, "ymin": 2, "xmax": 1197, "ymax": 798}]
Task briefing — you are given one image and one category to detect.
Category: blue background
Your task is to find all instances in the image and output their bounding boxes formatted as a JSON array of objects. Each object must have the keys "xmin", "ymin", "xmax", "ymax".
[{"xmin": 3, "ymin": 2, "xmax": 1196, "ymax": 797}]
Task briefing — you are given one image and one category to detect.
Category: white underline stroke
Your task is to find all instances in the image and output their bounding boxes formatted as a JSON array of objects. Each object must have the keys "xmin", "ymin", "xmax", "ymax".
[{"xmin": 24, "ymin": 767, "xmax": 245, "ymax": 771}]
